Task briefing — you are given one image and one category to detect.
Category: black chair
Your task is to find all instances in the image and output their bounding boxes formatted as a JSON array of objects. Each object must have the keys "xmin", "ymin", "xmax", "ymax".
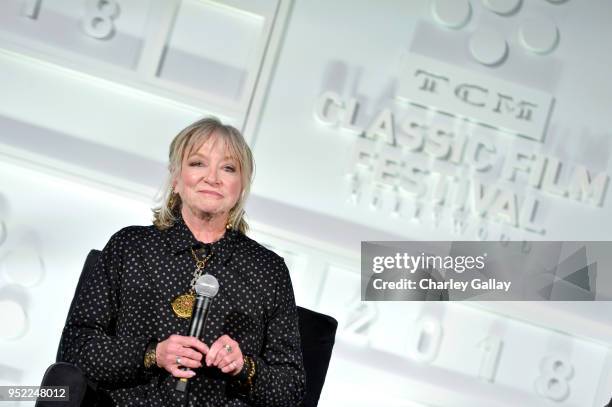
[{"xmin": 37, "ymin": 250, "xmax": 337, "ymax": 407}]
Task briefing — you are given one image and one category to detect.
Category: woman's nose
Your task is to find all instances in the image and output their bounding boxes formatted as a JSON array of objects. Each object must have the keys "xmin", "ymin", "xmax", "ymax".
[{"xmin": 205, "ymin": 167, "xmax": 219, "ymax": 184}]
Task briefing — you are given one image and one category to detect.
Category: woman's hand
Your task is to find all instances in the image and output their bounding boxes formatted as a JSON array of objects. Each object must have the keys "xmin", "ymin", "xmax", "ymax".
[
  {"xmin": 156, "ymin": 334, "xmax": 209, "ymax": 378},
  {"xmin": 205, "ymin": 334, "xmax": 244, "ymax": 376}
]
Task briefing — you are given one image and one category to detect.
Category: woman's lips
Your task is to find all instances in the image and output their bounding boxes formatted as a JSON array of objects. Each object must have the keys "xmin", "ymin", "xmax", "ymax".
[{"xmin": 198, "ymin": 190, "xmax": 223, "ymax": 198}]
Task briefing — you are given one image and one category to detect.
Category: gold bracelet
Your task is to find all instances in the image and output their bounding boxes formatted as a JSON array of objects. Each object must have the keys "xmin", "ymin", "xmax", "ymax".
[
  {"xmin": 244, "ymin": 355, "xmax": 256, "ymax": 387},
  {"xmin": 143, "ymin": 342, "xmax": 157, "ymax": 369}
]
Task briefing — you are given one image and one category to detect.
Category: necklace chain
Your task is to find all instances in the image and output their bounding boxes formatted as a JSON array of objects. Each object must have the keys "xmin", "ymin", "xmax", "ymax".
[{"xmin": 189, "ymin": 247, "xmax": 213, "ymax": 289}]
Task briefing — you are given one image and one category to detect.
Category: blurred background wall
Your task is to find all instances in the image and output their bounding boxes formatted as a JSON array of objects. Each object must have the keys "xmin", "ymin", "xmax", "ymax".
[{"xmin": 0, "ymin": 0, "xmax": 611, "ymax": 406}]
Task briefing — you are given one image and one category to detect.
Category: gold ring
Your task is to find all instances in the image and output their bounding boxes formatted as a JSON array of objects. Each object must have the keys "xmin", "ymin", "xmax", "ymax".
[{"xmin": 224, "ymin": 344, "xmax": 233, "ymax": 353}]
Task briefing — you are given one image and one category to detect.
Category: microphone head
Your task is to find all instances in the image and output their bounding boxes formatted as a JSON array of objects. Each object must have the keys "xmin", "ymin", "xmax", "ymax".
[{"xmin": 194, "ymin": 274, "xmax": 219, "ymax": 298}]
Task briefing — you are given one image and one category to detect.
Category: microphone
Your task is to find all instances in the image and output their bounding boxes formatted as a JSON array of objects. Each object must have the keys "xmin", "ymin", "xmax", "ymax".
[{"xmin": 175, "ymin": 274, "xmax": 219, "ymax": 392}]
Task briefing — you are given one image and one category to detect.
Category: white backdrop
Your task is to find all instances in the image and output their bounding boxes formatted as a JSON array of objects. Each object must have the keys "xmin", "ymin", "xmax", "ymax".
[{"xmin": 0, "ymin": 1, "xmax": 611, "ymax": 406}]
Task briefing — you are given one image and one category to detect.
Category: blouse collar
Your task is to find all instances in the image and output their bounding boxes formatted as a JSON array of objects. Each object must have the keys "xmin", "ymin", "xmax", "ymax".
[{"xmin": 162, "ymin": 214, "xmax": 241, "ymax": 267}]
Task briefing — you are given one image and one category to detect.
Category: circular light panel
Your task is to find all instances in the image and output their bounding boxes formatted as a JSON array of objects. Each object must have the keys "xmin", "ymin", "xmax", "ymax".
[
  {"xmin": 2, "ymin": 249, "xmax": 44, "ymax": 287},
  {"xmin": 483, "ymin": 0, "xmax": 522, "ymax": 15},
  {"xmin": 519, "ymin": 17, "xmax": 559, "ymax": 54},
  {"xmin": 431, "ymin": 0, "xmax": 472, "ymax": 29},
  {"xmin": 469, "ymin": 28, "xmax": 509, "ymax": 66},
  {"xmin": 0, "ymin": 299, "xmax": 27, "ymax": 340}
]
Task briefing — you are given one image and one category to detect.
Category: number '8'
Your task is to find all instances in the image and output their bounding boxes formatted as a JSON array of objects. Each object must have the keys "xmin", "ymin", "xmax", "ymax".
[
  {"xmin": 83, "ymin": 0, "xmax": 120, "ymax": 39},
  {"xmin": 535, "ymin": 355, "xmax": 574, "ymax": 402}
]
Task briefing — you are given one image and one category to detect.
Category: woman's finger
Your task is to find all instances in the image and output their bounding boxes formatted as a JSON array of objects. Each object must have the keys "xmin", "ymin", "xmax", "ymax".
[
  {"xmin": 175, "ymin": 355, "xmax": 202, "ymax": 369},
  {"xmin": 176, "ymin": 347, "xmax": 203, "ymax": 363},
  {"xmin": 177, "ymin": 336, "xmax": 210, "ymax": 355},
  {"xmin": 205, "ymin": 338, "xmax": 224, "ymax": 366},
  {"xmin": 218, "ymin": 354, "xmax": 240, "ymax": 370},
  {"xmin": 170, "ymin": 366, "xmax": 196, "ymax": 379},
  {"xmin": 213, "ymin": 337, "xmax": 237, "ymax": 366},
  {"xmin": 220, "ymin": 361, "xmax": 237, "ymax": 374}
]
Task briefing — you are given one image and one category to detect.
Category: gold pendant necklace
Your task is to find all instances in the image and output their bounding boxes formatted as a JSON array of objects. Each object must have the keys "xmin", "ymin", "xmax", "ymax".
[
  {"xmin": 171, "ymin": 247, "xmax": 213, "ymax": 319},
  {"xmin": 171, "ymin": 292, "xmax": 196, "ymax": 319}
]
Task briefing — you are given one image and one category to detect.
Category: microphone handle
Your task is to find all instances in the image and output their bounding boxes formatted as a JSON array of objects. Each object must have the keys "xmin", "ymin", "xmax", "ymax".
[
  {"xmin": 176, "ymin": 295, "xmax": 213, "ymax": 392},
  {"xmin": 189, "ymin": 296, "xmax": 212, "ymax": 338}
]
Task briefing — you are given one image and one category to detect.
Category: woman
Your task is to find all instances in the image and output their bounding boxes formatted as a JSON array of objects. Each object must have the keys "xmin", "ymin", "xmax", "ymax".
[{"xmin": 58, "ymin": 117, "xmax": 305, "ymax": 406}]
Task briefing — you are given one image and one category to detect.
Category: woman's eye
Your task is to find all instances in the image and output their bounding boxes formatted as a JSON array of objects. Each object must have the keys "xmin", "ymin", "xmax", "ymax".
[
  {"xmin": 189, "ymin": 161, "xmax": 204, "ymax": 167},
  {"xmin": 224, "ymin": 165, "xmax": 236, "ymax": 172}
]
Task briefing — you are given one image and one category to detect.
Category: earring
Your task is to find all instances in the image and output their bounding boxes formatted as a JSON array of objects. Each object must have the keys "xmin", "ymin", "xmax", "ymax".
[
  {"xmin": 168, "ymin": 192, "xmax": 178, "ymax": 211},
  {"xmin": 226, "ymin": 223, "xmax": 233, "ymax": 230}
]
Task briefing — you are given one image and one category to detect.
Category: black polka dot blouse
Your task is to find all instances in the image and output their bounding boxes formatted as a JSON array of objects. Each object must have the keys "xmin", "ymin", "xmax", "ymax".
[{"xmin": 58, "ymin": 215, "xmax": 306, "ymax": 406}]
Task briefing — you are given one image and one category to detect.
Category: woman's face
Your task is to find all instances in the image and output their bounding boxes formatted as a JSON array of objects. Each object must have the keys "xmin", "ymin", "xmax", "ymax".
[{"xmin": 174, "ymin": 132, "xmax": 242, "ymax": 222}]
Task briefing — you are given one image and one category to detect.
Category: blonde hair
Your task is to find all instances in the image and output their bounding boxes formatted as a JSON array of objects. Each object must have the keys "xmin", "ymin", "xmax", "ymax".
[{"xmin": 152, "ymin": 117, "xmax": 254, "ymax": 233}]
